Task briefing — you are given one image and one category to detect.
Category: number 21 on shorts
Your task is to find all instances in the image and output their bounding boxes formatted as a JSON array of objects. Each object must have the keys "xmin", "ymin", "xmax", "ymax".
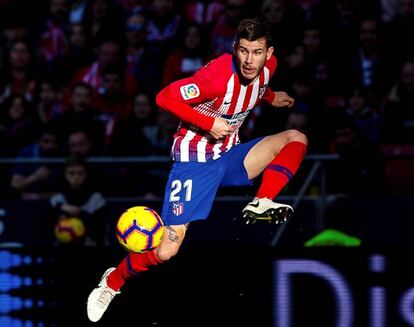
[{"xmin": 169, "ymin": 179, "xmax": 192, "ymax": 202}]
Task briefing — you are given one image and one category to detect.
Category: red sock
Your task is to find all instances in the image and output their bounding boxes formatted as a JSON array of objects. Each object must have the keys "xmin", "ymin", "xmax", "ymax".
[
  {"xmin": 256, "ymin": 141, "xmax": 307, "ymax": 200},
  {"xmin": 107, "ymin": 250, "xmax": 163, "ymax": 291}
]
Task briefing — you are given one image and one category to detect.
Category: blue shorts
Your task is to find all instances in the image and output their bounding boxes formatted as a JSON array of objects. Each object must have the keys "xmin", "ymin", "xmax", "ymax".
[{"xmin": 161, "ymin": 137, "xmax": 264, "ymax": 225}]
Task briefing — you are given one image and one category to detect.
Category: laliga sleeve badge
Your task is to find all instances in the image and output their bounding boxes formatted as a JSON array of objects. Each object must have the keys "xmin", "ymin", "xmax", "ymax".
[{"xmin": 180, "ymin": 84, "xmax": 200, "ymax": 100}]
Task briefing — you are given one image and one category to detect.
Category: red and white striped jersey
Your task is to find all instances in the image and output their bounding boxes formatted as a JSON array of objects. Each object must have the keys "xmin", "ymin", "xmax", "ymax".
[{"xmin": 156, "ymin": 53, "xmax": 277, "ymax": 162}]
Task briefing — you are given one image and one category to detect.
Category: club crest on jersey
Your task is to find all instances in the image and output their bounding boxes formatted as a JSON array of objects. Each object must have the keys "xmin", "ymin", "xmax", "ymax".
[
  {"xmin": 172, "ymin": 202, "xmax": 184, "ymax": 216},
  {"xmin": 180, "ymin": 84, "xmax": 200, "ymax": 100},
  {"xmin": 259, "ymin": 84, "xmax": 268, "ymax": 98}
]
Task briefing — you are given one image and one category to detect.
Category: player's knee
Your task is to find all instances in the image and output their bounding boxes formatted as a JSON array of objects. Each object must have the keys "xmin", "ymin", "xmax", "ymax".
[
  {"xmin": 285, "ymin": 129, "xmax": 308, "ymax": 145},
  {"xmin": 155, "ymin": 244, "xmax": 180, "ymax": 262}
]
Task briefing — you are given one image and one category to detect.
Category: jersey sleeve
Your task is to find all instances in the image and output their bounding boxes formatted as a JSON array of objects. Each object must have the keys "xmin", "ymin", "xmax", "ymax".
[
  {"xmin": 267, "ymin": 54, "xmax": 278, "ymax": 76},
  {"xmin": 155, "ymin": 62, "xmax": 218, "ymax": 132}
]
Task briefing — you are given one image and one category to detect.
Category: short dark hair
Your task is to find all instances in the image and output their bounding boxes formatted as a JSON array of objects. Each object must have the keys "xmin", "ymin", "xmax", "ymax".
[{"xmin": 235, "ymin": 18, "xmax": 272, "ymax": 48}]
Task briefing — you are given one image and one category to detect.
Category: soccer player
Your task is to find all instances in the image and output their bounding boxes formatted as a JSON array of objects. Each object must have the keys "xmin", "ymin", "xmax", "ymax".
[{"xmin": 87, "ymin": 17, "xmax": 308, "ymax": 322}]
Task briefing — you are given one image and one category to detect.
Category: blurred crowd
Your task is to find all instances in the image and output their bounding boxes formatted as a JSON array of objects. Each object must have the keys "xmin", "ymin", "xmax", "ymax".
[{"xmin": 0, "ymin": 0, "xmax": 413, "ymax": 203}]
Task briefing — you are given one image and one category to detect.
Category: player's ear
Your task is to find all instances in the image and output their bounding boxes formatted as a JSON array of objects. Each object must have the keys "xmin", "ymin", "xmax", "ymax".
[{"xmin": 266, "ymin": 46, "xmax": 274, "ymax": 60}]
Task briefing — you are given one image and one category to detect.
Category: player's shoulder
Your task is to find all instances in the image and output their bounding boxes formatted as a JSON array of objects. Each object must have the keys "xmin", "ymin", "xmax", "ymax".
[
  {"xmin": 193, "ymin": 53, "xmax": 233, "ymax": 87},
  {"xmin": 265, "ymin": 54, "xmax": 278, "ymax": 73},
  {"xmin": 201, "ymin": 53, "xmax": 233, "ymax": 74}
]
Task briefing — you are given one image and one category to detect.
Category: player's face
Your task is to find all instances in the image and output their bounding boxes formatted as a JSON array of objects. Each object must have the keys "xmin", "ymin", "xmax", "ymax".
[{"xmin": 234, "ymin": 38, "xmax": 274, "ymax": 84}]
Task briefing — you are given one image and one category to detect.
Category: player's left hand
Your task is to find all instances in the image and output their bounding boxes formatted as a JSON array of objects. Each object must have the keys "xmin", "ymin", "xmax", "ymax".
[{"xmin": 272, "ymin": 91, "xmax": 294, "ymax": 108}]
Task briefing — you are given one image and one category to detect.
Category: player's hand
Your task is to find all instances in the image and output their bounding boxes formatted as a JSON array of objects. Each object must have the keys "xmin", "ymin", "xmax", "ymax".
[
  {"xmin": 272, "ymin": 91, "xmax": 294, "ymax": 108},
  {"xmin": 209, "ymin": 117, "xmax": 233, "ymax": 140}
]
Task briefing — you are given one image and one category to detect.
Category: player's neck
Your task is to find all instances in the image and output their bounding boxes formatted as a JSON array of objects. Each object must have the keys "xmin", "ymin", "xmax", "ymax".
[{"xmin": 239, "ymin": 74, "xmax": 259, "ymax": 86}]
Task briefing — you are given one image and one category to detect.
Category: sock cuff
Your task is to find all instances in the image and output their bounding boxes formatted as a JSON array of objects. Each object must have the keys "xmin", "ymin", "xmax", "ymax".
[
  {"xmin": 126, "ymin": 255, "xmax": 141, "ymax": 275},
  {"xmin": 146, "ymin": 249, "xmax": 163, "ymax": 265},
  {"xmin": 267, "ymin": 164, "xmax": 293, "ymax": 180},
  {"xmin": 285, "ymin": 141, "xmax": 307, "ymax": 154}
]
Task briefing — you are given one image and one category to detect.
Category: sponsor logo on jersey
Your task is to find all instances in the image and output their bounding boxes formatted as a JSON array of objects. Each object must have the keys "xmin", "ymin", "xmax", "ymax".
[
  {"xmin": 221, "ymin": 111, "xmax": 251, "ymax": 126},
  {"xmin": 180, "ymin": 84, "xmax": 200, "ymax": 100}
]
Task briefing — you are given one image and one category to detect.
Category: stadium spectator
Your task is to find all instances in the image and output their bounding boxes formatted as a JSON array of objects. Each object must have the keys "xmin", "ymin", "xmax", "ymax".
[
  {"xmin": 0, "ymin": 39, "xmax": 37, "ymax": 104},
  {"xmin": 161, "ymin": 22, "xmax": 207, "ymax": 86},
  {"xmin": 0, "ymin": 21, "xmax": 28, "ymax": 71},
  {"xmin": 66, "ymin": 128, "xmax": 122, "ymax": 195},
  {"xmin": 326, "ymin": 118, "xmax": 387, "ymax": 195},
  {"xmin": 380, "ymin": 0, "xmax": 399, "ymax": 22},
  {"xmin": 124, "ymin": 10, "xmax": 162, "ymax": 96},
  {"xmin": 131, "ymin": 91, "xmax": 157, "ymax": 134},
  {"xmin": 381, "ymin": 60, "xmax": 414, "ymax": 144},
  {"xmin": 342, "ymin": 85, "xmax": 381, "ymax": 144},
  {"xmin": 383, "ymin": 0, "xmax": 414, "ymax": 67},
  {"xmin": 310, "ymin": 0, "xmax": 363, "ymax": 53},
  {"xmin": 210, "ymin": 0, "xmax": 249, "ymax": 57},
  {"xmin": 346, "ymin": 17, "xmax": 394, "ymax": 104},
  {"xmin": 260, "ymin": 0, "xmax": 304, "ymax": 59},
  {"xmin": 53, "ymin": 82, "xmax": 105, "ymax": 147},
  {"xmin": 81, "ymin": 0, "xmax": 124, "ymax": 49},
  {"xmin": 297, "ymin": 23, "xmax": 345, "ymax": 106},
  {"xmin": 67, "ymin": 129, "xmax": 97, "ymax": 157},
  {"xmin": 148, "ymin": 110, "xmax": 178, "ymax": 155},
  {"xmin": 49, "ymin": 155, "xmax": 108, "ymax": 245},
  {"xmin": 10, "ymin": 123, "xmax": 62, "ymax": 200},
  {"xmin": 0, "ymin": 94, "xmax": 41, "ymax": 157},
  {"xmin": 300, "ymin": 22, "xmax": 330, "ymax": 74},
  {"xmin": 273, "ymin": 44, "xmax": 306, "ymax": 89},
  {"xmin": 146, "ymin": 0, "xmax": 181, "ymax": 56},
  {"xmin": 51, "ymin": 22, "xmax": 94, "ymax": 85},
  {"xmin": 291, "ymin": 0, "xmax": 321, "ymax": 22},
  {"xmin": 289, "ymin": 68, "xmax": 322, "ymax": 116},
  {"xmin": 92, "ymin": 64, "xmax": 137, "ymax": 144},
  {"xmin": 182, "ymin": 0, "xmax": 224, "ymax": 28},
  {"xmin": 108, "ymin": 91, "xmax": 153, "ymax": 156},
  {"xmin": 40, "ymin": 0, "xmax": 69, "ymax": 64},
  {"xmin": 70, "ymin": 39, "xmax": 123, "ymax": 92},
  {"xmin": 34, "ymin": 79, "xmax": 63, "ymax": 124}
]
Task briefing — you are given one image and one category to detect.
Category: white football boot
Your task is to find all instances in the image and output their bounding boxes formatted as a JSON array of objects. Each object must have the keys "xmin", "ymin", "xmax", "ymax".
[
  {"xmin": 242, "ymin": 197, "xmax": 293, "ymax": 224},
  {"xmin": 87, "ymin": 267, "xmax": 120, "ymax": 322}
]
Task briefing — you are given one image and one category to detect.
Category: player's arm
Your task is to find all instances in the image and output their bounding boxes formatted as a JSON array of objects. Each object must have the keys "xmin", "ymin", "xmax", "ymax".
[
  {"xmin": 264, "ymin": 89, "xmax": 295, "ymax": 108},
  {"xmin": 156, "ymin": 79, "xmax": 215, "ymax": 131},
  {"xmin": 10, "ymin": 166, "xmax": 50, "ymax": 192},
  {"xmin": 156, "ymin": 73, "xmax": 232, "ymax": 139}
]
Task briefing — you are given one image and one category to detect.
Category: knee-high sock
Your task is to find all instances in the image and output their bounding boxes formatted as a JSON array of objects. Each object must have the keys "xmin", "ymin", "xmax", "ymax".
[
  {"xmin": 256, "ymin": 141, "xmax": 307, "ymax": 200},
  {"xmin": 107, "ymin": 249, "xmax": 163, "ymax": 291}
]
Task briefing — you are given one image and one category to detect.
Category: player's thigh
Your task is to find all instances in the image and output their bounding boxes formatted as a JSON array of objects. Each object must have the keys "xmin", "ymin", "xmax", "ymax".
[
  {"xmin": 243, "ymin": 130, "xmax": 306, "ymax": 180},
  {"xmin": 156, "ymin": 223, "xmax": 188, "ymax": 261}
]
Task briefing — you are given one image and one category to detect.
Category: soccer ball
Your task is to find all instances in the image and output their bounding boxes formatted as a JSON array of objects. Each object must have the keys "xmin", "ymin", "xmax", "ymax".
[
  {"xmin": 116, "ymin": 206, "xmax": 164, "ymax": 253},
  {"xmin": 55, "ymin": 217, "xmax": 86, "ymax": 244}
]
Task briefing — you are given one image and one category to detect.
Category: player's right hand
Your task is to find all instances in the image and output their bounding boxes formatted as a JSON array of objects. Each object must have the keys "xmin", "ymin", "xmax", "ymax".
[{"xmin": 209, "ymin": 117, "xmax": 233, "ymax": 140}]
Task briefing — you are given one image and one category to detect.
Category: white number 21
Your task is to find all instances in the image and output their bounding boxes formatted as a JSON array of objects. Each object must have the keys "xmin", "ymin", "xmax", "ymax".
[{"xmin": 169, "ymin": 179, "xmax": 193, "ymax": 202}]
